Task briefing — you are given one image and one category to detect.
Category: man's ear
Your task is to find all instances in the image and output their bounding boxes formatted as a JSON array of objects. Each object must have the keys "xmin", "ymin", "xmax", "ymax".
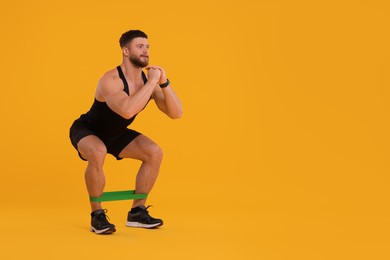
[{"xmin": 122, "ymin": 47, "xmax": 129, "ymax": 57}]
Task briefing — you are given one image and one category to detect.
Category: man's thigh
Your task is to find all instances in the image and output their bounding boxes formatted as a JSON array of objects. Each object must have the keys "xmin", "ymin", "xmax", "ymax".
[{"xmin": 118, "ymin": 134, "xmax": 161, "ymax": 161}]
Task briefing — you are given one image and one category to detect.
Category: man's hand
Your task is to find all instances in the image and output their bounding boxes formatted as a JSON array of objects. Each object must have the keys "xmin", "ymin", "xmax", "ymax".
[
  {"xmin": 147, "ymin": 65, "xmax": 167, "ymax": 85},
  {"xmin": 146, "ymin": 67, "xmax": 161, "ymax": 84}
]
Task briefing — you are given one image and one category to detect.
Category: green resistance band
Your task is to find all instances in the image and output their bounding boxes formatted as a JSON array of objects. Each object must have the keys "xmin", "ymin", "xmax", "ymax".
[{"xmin": 90, "ymin": 190, "xmax": 148, "ymax": 202}]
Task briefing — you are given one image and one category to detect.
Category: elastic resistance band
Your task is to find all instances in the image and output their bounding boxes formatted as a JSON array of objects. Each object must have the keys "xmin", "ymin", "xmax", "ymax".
[{"xmin": 90, "ymin": 190, "xmax": 148, "ymax": 202}]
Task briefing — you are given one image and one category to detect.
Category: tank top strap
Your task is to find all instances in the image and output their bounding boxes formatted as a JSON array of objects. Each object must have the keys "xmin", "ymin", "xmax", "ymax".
[
  {"xmin": 116, "ymin": 66, "xmax": 129, "ymax": 95},
  {"xmin": 117, "ymin": 66, "xmax": 148, "ymax": 94},
  {"xmin": 141, "ymin": 71, "xmax": 148, "ymax": 84}
]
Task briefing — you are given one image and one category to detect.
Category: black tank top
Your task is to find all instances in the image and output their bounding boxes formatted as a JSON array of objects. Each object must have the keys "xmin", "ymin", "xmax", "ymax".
[{"xmin": 78, "ymin": 66, "xmax": 148, "ymax": 136}]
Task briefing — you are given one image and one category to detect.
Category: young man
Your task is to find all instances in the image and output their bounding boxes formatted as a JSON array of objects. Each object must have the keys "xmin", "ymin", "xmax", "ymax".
[{"xmin": 69, "ymin": 30, "xmax": 183, "ymax": 234}]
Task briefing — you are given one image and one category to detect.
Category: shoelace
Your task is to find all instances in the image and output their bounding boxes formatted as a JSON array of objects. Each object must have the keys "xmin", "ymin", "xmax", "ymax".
[
  {"xmin": 144, "ymin": 205, "xmax": 153, "ymax": 213},
  {"xmin": 97, "ymin": 209, "xmax": 111, "ymax": 223}
]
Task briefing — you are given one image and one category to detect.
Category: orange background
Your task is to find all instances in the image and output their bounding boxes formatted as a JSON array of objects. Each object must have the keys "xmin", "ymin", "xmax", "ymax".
[{"xmin": 1, "ymin": 0, "xmax": 389, "ymax": 259}]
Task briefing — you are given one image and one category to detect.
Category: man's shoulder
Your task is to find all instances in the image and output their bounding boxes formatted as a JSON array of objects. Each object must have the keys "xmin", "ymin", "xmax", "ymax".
[
  {"xmin": 97, "ymin": 67, "xmax": 122, "ymax": 92},
  {"xmin": 101, "ymin": 67, "xmax": 120, "ymax": 81},
  {"xmin": 98, "ymin": 67, "xmax": 122, "ymax": 87}
]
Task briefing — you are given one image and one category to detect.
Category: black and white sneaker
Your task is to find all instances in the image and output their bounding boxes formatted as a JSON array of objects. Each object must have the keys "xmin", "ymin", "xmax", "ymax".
[
  {"xmin": 126, "ymin": 206, "xmax": 163, "ymax": 229},
  {"xmin": 90, "ymin": 209, "xmax": 116, "ymax": 234}
]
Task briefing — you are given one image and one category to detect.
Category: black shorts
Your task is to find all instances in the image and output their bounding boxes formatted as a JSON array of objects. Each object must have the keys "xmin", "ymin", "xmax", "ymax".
[{"xmin": 69, "ymin": 120, "xmax": 141, "ymax": 161}]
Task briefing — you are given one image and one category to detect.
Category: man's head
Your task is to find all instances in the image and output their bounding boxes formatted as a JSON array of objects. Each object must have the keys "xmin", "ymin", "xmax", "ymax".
[{"xmin": 120, "ymin": 30, "xmax": 149, "ymax": 68}]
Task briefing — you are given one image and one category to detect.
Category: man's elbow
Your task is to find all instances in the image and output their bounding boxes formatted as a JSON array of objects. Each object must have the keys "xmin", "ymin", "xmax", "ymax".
[
  {"xmin": 169, "ymin": 109, "xmax": 183, "ymax": 119},
  {"xmin": 123, "ymin": 109, "xmax": 136, "ymax": 120}
]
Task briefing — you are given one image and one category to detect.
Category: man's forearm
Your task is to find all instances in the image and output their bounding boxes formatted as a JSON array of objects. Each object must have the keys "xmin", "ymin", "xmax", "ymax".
[
  {"xmin": 161, "ymin": 86, "xmax": 183, "ymax": 119},
  {"xmin": 122, "ymin": 80, "xmax": 158, "ymax": 118}
]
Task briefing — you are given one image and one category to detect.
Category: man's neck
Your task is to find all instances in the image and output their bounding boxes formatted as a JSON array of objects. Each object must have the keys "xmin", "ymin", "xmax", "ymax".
[{"xmin": 120, "ymin": 59, "xmax": 143, "ymax": 81}]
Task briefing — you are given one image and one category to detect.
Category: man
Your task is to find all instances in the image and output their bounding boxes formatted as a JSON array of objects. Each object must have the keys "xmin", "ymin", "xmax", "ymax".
[{"xmin": 69, "ymin": 30, "xmax": 183, "ymax": 234}]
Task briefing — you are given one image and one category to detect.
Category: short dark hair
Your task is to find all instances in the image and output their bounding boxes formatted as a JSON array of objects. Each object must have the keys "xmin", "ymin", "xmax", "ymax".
[{"xmin": 119, "ymin": 30, "xmax": 148, "ymax": 48}]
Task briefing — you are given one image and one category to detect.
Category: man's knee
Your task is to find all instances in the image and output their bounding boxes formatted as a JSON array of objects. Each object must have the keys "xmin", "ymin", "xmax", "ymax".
[
  {"xmin": 82, "ymin": 144, "xmax": 107, "ymax": 164},
  {"xmin": 147, "ymin": 143, "xmax": 163, "ymax": 162}
]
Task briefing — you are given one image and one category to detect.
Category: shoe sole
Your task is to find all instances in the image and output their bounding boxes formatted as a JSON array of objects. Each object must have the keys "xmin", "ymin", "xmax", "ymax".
[
  {"xmin": 126, "ymin": 221, "xmax": 163, "ymax": 229},
  {"xmin": 90, "ymin": 226, "xmax": 116, "ymax": 234}
]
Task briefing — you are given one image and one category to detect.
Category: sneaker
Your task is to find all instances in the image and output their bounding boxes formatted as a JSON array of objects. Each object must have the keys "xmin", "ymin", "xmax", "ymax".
[
  {"xmin": 90, "ymin": 209, "xmax": 116, "ymax": 234},
  {"xmin": 126, "ymin": 206, "xmax": 163, "ymax": 229}
]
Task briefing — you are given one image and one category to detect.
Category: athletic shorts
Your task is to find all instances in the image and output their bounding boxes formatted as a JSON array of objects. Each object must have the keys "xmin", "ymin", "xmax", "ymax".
[{"xmin": 69, "ymin": 119, "xmax": 141, "ymax": 161}]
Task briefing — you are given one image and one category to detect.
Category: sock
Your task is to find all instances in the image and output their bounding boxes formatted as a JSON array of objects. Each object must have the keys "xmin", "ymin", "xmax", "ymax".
[
  {"xmin": 130, "ymin": 205, "xmax": 145, "ymax": 214},
  {"xmin": 91, "ymin": 209, "xmax": 103, "ymax": 217}
]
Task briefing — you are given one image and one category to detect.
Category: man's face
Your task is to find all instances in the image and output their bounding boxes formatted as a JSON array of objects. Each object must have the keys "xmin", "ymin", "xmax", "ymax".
[{"xmin": 127, "ymin": 37, "xmax": 149, "ymax": 68}]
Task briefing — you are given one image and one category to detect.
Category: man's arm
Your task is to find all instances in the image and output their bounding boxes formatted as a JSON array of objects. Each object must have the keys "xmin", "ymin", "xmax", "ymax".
[
  {"xmin": 150, "ymin": 66, "xmax": 183, "ymax": 119},
  {"xmin": 98, "ymin": 68, "xmax": 161, "ymax": 119}
]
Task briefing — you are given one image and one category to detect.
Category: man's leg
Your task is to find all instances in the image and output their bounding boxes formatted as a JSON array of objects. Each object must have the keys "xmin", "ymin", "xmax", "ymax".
[
  {"xmin": 118, "ymin": 134, "xmax": 164, "ymax": 228},
  {"xmin": 77, "ymin": 135, "xmax": 107, "ymax": 212},
  {"xmin": 77, "ymin": 135, "xmax": 116, "ymax": 234},
  {"xmin": 118, "ymin": 134, "xmax": 163, "ymax": 208}
]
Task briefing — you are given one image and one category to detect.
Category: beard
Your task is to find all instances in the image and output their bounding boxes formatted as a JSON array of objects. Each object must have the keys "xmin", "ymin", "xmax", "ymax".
[{"xmin": 130, "ymin": 54, "xmax": 149, "ymax": 68}]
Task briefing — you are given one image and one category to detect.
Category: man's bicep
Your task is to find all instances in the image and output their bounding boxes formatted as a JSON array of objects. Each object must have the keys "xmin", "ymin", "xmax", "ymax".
[
  {"xmin": 99, "ymin": 78, "xmax": 129, "ymax": 115},
  {"xmin": 105, "ymin": 91, "xmax": 127, "ymax": 106}
]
